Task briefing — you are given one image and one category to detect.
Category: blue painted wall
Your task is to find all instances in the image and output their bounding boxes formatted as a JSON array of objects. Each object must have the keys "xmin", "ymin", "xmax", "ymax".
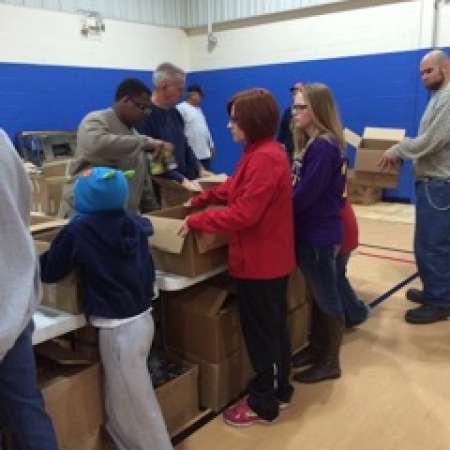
[
  {"xmin": 1, "ymin": 48, "xmax": 444, "ymax": 202},
  {"xmin": 188, "ymin": 48, "xmax": 436, "ymax": 202},
  {"xmin": 0, "ymin": 62, "xmax": 151, "ymax": 140}
]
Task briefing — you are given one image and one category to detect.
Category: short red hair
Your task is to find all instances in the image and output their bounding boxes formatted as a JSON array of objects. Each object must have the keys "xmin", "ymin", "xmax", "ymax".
[{"xmin": 227, "ymin": 88, "xmax": 279, "ymax": 143}]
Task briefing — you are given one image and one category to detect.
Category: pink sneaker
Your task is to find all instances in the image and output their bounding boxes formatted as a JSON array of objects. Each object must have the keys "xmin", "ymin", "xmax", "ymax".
[{"xmin": 223, "ymin": 397, "xmax": 274, "ymax": 427}]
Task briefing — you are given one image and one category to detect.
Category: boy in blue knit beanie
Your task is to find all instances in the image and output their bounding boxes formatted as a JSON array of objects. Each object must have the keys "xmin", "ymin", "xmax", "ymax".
[{"xmin": 40, "ymin": 167, "xmax": 173, "ymax": 450}]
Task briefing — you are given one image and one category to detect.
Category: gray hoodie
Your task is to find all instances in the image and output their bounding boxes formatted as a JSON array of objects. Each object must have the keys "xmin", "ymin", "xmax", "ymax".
[{"xmin": 0, "ymin": 129, "xmax": 41, "ymax": 361}]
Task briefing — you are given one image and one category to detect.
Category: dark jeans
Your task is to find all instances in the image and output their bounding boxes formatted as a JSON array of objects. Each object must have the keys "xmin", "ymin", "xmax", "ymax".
[
  {"xmin": 0, "ymin": 322, "xmax": 58, "ymax": 450},
  {"xmin": 415, "ymin": 181, "xmax": 450, "ymax": 307},
  {"xmin": 297, "ymin": 243, "xmax": 343, "ymax": 317},
  {"xmin": 336, "ymin": 254, "xmax": 369, "ymax": 325},
  {"xmin": 236, "ymin": 276, "xmax": 293, "ymax": 421}
]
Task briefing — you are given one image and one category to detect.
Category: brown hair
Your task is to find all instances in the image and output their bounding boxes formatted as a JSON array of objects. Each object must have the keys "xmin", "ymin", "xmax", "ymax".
[
  {"xmin": 295, "ymin": 83, "xmax": 345, "ymax": 152},
  {"xmin": 226, "ymin": 88, "xmax": 279, "ymax": 143}
]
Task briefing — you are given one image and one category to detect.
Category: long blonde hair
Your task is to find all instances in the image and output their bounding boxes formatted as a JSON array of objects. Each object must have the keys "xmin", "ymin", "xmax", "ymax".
[{"xmin": 293, "ymin": 83, "xmax": 345, "ymax": 154}]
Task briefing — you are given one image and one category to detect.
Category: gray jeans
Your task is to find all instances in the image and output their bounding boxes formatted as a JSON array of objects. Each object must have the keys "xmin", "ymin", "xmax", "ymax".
[{"xmin": 99, "ymin": 314, "xmax": 172, "ymax": 450}]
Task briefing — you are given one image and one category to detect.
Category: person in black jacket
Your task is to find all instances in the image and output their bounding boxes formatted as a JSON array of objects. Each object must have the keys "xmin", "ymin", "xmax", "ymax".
[
  {"xmin": 277, "ymin": 82, "xmax": 304, "ymax": 162},
  {"xmin": 40, "ymin": 167, "xmax": 173, "ymax": 450}
]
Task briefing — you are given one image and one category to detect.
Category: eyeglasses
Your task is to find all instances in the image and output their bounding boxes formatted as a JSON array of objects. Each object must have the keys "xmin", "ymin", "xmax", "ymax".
[
  {"xmin": 130, "ymin": 98, "xmax": 151, "ymax": 114},
  {"xmin": 229, "ymin": 115, "xmax": 237, "ymax": 123},
  {"xmin": 291, "ymin": 104, "xmax": 309, "ymax": 114}
]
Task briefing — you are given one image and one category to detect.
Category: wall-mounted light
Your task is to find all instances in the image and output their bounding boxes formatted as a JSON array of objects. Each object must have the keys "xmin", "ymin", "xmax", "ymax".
[{"xmin": 78, "ymin": 10, "xmax": 105, "ymax": 37}]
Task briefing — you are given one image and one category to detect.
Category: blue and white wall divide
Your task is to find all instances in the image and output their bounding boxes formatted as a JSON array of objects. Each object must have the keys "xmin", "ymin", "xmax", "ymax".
[{"xmin": 1, "ymin": 1, "xmax": 450, "ymax": 201}]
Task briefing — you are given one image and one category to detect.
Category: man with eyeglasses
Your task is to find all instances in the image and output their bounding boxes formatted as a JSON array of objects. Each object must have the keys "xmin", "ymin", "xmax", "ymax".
[
  {"xmin": 277, "ymin": 82, "xmax": 304, "ymax": 162},
  {"xmin": 59, "ymin": 78, "xmax": 168, "ymax": 217},
  {"xmin": 138, "ymin": 63, "xmax": 211, "ymax": 190}
]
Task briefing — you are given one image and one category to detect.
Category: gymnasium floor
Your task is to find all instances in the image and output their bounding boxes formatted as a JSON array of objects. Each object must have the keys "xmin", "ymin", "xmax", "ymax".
[{"xmin": 178, "ymin": 203, "xmax": 450, "ymax": 450}]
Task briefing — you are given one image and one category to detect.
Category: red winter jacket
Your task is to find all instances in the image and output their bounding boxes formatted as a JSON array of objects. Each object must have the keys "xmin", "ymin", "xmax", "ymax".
[
  {"xmin": 187, "ymin": 138, "xmax": 295, "ymax": 279},
  {"xmin": 339, "ymin": 197, "xmax": 358, "ymax": 255}
]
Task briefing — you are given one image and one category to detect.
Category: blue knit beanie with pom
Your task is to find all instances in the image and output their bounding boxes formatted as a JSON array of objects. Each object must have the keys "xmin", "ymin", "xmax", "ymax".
[{"xmin": 74, "ymin": 167, "xmax": 131, "ymax": 214}]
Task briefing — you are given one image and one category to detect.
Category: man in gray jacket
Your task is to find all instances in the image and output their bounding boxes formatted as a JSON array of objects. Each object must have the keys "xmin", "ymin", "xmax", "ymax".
[
  {"xmin": 381, "ymin": 49, "xmax": 450, "ymax": 324},
  {"xmin": 59, "ymin": 78, "xmax": 168, "ymax": 217},
  {"xmin": 0, "ymin": 129, "xmax": 59, "ymax": 449}
]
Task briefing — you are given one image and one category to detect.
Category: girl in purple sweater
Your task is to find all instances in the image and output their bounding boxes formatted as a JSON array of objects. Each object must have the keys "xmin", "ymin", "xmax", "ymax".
[{"xmin": 290, "ymin": 83, "xmax": 346, "ymax": 383}]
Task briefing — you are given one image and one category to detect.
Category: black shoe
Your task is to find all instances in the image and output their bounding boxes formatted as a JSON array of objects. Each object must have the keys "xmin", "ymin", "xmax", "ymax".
[
  {"xmin": 405, "ymin": 304, "xmax": 450, "ymax": 324},
  {"xmin": 406, "ymin": 288, "xmax": 426, "ymax": 304},
  {"xmin": 291, "ymin": 346, "xmax": 317, "ymax": 369}
]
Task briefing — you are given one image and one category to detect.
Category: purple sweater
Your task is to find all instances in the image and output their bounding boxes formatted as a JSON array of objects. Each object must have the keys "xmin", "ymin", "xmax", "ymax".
[{"xmin": 293, "ymin": 137, "xmax": 345, "ymax": 248}]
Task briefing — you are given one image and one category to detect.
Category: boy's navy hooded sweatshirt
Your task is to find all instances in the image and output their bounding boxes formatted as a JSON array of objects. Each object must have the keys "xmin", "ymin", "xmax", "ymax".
[{"xmin": 40, "ymin": 211, "xmax": 155, "ymax": 319}]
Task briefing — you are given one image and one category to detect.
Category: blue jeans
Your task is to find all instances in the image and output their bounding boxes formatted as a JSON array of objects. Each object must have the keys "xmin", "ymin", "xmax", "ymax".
[
  {"xmin": 415, "ymin": 181, "xmax": 450, "ymax": 308},
  {"xmin": 297, "ymin": 243, "xmax": 343, "ymax": 317},
  {"xmin": 336, "ymin": 254, "xmax": 369, "ymax": 325},
  {"xmin": 0, "ymin": 322, "xmax": 59, "ymax": 450}
]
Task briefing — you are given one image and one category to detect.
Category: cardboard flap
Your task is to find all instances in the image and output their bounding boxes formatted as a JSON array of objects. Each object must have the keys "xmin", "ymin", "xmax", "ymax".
[
  {"xmin": 196, "ymin": 232, "xmax": 228, "ymax": 254},
  {"xmin": 148, "ymin": 216, "xmax": 186, "ymax": 254},
  {"xmin": 344, "ymin": 128, "xmax": 362, "ymax": 148},
  {"xmin": 30, "ymin": 219, "xmax": 67, "ymax": 236},
  {"xmin": 363, "ymin": 127, "xmax": 405, "ymax": 141},
  {"xmin": 154, "ymin": 176, "xmax": 202, "ymax": 192},
  {"xmin": 188, "ymin": 286, "xmax": 231, "ymax": 316}
]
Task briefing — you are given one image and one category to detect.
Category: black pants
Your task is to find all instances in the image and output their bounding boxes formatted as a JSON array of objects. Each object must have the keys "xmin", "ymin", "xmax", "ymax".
[{"xmin": 236, "ymin": 276, "xmax": 293, "ymax": 421}]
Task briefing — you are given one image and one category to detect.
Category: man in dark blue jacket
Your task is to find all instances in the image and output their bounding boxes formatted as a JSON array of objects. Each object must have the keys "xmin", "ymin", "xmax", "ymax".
[
  {"xmin": 137, "ymin": 62, "xmax": 211, "ymax": 190},
  {"xmin": 40, "ymin": 167, "xmax": 173, "ymax": 450}
]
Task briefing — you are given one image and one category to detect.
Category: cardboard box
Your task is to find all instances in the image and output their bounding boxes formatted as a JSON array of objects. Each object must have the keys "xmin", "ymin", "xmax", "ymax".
[
  {"xmin": 287, "ymin": 303, "xmax": 310, "ymax": 354},
  {"xmin": 155, "ymin": 360, "xmax": 199, "ymax": 437},
  {"xmin": 35, "ymin": 240, "xmax": 83, "ymax": 314},
  {"xmin": 344, "ymin": 127, "xmax": 404, "ymax": 188},
  {"xmin": 287, "ymin": 267, "xmax": 311, "ymax": 311},
  {"xmin": 147, "ymin": 205, "xmax": 227, "ymax": 277},
  {"xmin": 164, "ymin": 283, "xmax": 241, "ymax": 363},
  {"xmin": 38, "ymin": 362, "xmax": 104, "ymax": 449}
]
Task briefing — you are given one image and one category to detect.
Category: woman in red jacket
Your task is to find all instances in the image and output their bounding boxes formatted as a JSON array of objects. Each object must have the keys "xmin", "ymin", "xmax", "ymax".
[{"xmin": 179, "ymin": 88, "xmax": 295, "ymax": 427}]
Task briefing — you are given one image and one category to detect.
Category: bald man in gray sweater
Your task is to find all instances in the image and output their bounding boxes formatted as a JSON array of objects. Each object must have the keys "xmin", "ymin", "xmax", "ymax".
[
  {"xmin": 381, "ymin": 49, "xmax": 450, "ymax": 324},
  {"xmin": 0, "ymin": 129, "xmax": 59, "ymax": 449}
]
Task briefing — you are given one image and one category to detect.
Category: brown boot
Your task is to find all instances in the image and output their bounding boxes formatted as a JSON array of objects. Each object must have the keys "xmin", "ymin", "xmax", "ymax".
[
  {"xmin": 292, "ymin": 303, "xmax": 326, "ymax": 368},
  {"xmin": 293, "ymin": 314, "xmax": 344, "ymax": 383}
]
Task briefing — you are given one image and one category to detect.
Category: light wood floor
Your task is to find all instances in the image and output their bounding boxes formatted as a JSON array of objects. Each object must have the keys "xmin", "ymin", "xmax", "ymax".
[{"xmin": 177, "ymin": 203, "xmax": 450, "ymax": 450}]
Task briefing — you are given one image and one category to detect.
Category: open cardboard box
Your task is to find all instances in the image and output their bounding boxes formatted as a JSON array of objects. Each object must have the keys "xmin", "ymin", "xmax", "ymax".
[
  {"xmin": 146, "ymin": 205, "xmax": 228, "ymax": 277},
  {"xmin": 154, "ymin": 356, "xmax": 200, "ymax": 437},
  {"xmin": 344, "ymin": 127, "xmax": 404, "ymax": 188},
  {"xmin": 37, "ymin": 361, "xmax": 104, "ymax": 449}
]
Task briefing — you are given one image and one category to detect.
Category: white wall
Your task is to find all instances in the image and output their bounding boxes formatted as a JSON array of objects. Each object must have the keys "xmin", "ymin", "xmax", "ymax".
[
  {"xmin": 187, "ymin": 1, "xmax": 448, "ymax": 72},
  {"xmin": 0, "ymin": 3, "xmax": 189, "ymax": 70},
  {"xmin": 438, "ymin": 2, "xmax": 450, "ymax": 47}
]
